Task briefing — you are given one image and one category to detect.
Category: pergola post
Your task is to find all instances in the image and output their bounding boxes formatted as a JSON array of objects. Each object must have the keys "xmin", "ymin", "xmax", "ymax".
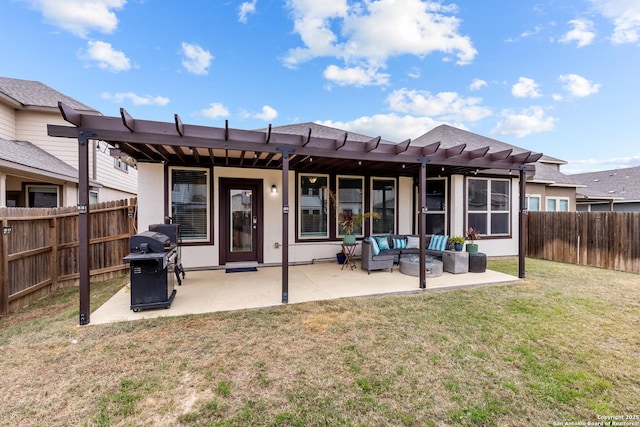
[
  {"xmin": 518, "ymin": 167, "xmax": 526, "ymax": 279},
  {"xmin": 418, "ymin": 158, "xmax": 427, "ymax": 289},
  {"xmin": 279, "ymin": 147, "xmax": 294, "ymax": 303},
  {"xmin": 78, "ymin": 130, "xmax": 92, "ymax": 325}
]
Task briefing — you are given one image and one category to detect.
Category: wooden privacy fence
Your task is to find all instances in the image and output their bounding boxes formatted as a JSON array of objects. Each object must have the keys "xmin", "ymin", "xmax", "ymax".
[
  {"xmin": 0, "ymin": 198, "xmax": 137, "ymax": 315},
  {"xmin": 526, "ymin": 211, "xmax": 640, "ymax": 274}
]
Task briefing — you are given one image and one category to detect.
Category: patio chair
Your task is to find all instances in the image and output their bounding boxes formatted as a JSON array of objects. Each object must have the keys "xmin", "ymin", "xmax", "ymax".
[{"xmin": 361, "ymin": 238, "xmax": 394, "ymax": 274}]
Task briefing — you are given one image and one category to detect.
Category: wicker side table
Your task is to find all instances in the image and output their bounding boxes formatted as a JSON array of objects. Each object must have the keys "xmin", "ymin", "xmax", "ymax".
[{"xmin": 468, "ymin": 252, "xmax": 487, "ymax": 273}]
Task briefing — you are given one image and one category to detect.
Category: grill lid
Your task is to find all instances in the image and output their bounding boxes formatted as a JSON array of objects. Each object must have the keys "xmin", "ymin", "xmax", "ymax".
[{"xmin": 130, "ymin": 231, "xmax": 172, "ymax": 253}]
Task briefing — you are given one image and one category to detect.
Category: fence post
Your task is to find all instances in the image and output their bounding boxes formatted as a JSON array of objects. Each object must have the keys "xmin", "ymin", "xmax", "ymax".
[{"xmin": 1, "ymin": 217, "xmax": 8, "ymax": 316}]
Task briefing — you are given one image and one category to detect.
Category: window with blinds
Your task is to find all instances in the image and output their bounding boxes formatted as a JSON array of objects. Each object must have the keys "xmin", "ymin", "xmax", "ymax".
[{"xmin": 170, "ymin": 167, "xmax": 210, "ymax": 242}]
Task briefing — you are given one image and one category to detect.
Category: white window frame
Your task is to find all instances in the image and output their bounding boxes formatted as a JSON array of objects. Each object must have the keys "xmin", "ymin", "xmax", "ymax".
[
  {"xmin": 169, "ymin": 166, "xmax": 211, "ymax": 243},
  {"xmin": 114, "ymin": 158, "xmax": 129, "ymax": 173},
  {"xmin": 525, "ymin": 194, "xmax": 541, "ymax": 212},
  {"xmin": 336, "ymin": 175, "xmax": 365, "ymax": 237},
  {"xmin": 298, "ymin": 173, "xmax": 330, "ymax": 240},
  {"xmin": 467, "ymin": 177, "xmax": 511, "ymax": 237},
  {"xmin": 546, "ymin": 197, "xmax": 570, "ymax": 212},
  {"xmin": 370, "ymin": 177, "xmax": 397, "ymax": 235}
]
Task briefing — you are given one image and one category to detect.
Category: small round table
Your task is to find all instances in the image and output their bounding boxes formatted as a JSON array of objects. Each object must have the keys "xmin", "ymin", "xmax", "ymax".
[{"xmin": 399, "ymin": 255, "xmax": 443, "ymax": 277}]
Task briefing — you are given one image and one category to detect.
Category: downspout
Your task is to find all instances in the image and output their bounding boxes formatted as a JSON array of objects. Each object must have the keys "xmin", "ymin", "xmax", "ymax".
[{"xmin": 518, "ymin": 167, "xmax": 526, "ymax": 279}]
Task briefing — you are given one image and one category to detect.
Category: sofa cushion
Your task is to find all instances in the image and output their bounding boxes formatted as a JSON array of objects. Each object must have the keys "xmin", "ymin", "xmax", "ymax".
[
  {"xmin": 375, "ymin": 236, "xmax": 390, "ymax": 250},
  {"xmin": 428, "ymin": 235, "xmax": 448, "ymax": 252},
  {"xmin": 406, "ymin": 235, "xmax": 419, "ymax": 249}
]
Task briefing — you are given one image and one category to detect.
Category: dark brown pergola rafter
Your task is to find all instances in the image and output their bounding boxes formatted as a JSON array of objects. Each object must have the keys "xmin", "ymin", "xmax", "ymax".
[{"xmin": 49, "ymin": 102, "xmax": 541, "ymax": 325}]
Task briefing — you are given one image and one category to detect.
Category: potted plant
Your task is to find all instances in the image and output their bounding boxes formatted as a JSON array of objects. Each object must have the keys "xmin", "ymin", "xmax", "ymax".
[
  {"xmin": 465, "ymin": 227, "xmax": 479, "ymax": 253},
  {"xmin": 324, "ymin": 186, "xmax": 380, "ymax": 244},
  {"xmin": 449, "ymin": 235, "xmax": 466, "ymax": 251},
  {"xmin": 339, "ymin": 210, "xmax": 380, "ymax": 244}
]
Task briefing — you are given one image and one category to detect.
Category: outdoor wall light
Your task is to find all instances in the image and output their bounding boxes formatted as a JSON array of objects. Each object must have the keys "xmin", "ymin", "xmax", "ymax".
[
  {"xmin": 3, "ymin": 226, "xmax": 11, "ymax": 235},
  {"xmin": 271, "ymin": 184, "xmax": 278, "ymax": 194}
]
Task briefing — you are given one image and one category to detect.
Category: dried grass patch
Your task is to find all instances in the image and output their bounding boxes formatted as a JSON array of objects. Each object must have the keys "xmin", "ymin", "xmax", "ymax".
[{"xmin": 1, "ymin": 260, "xmax": 639, "ymax": 426}]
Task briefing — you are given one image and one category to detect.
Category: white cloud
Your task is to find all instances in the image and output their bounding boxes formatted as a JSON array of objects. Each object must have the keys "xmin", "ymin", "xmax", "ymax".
[
  {"xmin": 254, "ymin": 105, "xmax": 278, "ymax": 121},
  {"xmin": 239, "ymin": 0, "xmax": 257, "ymax": 23},
  {"xmin": 101, "ymin": 92, "xmax": 169, "ymax": 106},
  {"xmin": 491, "ymin": 106, "xmax": 556, "ymax": 138},
  {"xmin": 520, "ymin": 24, "xmax": 544, "ymax": 39},
  {"xmin": 284, "ymin": 0, "xmax": 477, "ymax": 86},
  {"xmin": 558, "ymin": 74, "xmax": 601, "ymax": 97},
  {"xmin": 590, "ymin": 0, "xmax": 640, "ymax": 43},
  {"xmin": 387, "ymin": 88, "xmax": 491, "ymax": 122},
  {"xmin": 22, "ymin": 0, "xmax": 126, "ymax": 38},
  {"xmin": 469, "ymin": 78, "xmax": 487, "ymax": 91},
  {"xmin": 511, "ymin": 77, "xmax": 542, "ymax": 98},
  {"xmin": 181, "ymin": 42, "xmax": 213, "ymax": 75},
  {"xmin": 563, "ymin": 154, "xmax": 640, "ymax": 174},
  {"xmin": 318, "ymin": 114, "xmax": 441, "ymax": 142},
  {"xmin": 560, "ymin": 19, "xmax": 596, "ymax": 47},
  {"xmin": 201, "ymin": 103, "xmax": 230, "ymax": 119},
  {"xmin": 241, "ymin": 105, "xmax": 278, "ymax": 121},
  {"xmin": 84, "ymin": 40, "xmax": 130, "ymax": 72},
  {"xmin": 323, "ymin": 64, "xmax": 390, "ymax": 86},
  {"xmin": 407, "ymin": 67, "xmax": 421, "ymax": 79}
]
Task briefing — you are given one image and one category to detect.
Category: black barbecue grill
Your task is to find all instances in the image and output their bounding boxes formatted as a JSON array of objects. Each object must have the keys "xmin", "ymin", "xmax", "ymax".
[{"xmin": 124, "ymin": 230, "xmax": 179, "ymax": 312}]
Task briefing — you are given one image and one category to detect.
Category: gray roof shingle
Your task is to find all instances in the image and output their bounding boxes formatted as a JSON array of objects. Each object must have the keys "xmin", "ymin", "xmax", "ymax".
[
  {"xmin": 0, "ymin": 138, "xmax": 79, "ymax": 180},
  {"xmin": 571, "ymin": 166, "xmax": 640, "ymax": 201},
  {"xmin": 0, "ymin": 77, "xmax": 97, "ymax": 112}
]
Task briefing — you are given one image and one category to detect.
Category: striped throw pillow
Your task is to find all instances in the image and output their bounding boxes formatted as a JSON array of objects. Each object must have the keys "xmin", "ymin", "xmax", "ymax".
[
  {"xmin": 393, "ymin": 238, "xmax": 407, "ymax": 249},
  {"xmin": 368, "ymin": 237, "xmax": 380, "ymax": 255},
  {"xmin": 428, "ymin": 235, "xmax": 448, "ymax": 251}
]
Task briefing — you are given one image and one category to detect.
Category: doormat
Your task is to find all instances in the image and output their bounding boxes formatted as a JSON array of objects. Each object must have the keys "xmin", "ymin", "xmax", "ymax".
[
  {"xmin": 225, "ymin": 261, "xmax": 258, "ymax": 273},
  {"xmin": 225, "ymin": 267, "xmax": 258, "ymax": 273}
]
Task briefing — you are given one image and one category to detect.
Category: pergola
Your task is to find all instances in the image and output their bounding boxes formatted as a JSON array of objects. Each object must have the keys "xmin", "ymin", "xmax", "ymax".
[{"xmin": 48, "ymin": 102, "xmax": 542, "ymax": 325}]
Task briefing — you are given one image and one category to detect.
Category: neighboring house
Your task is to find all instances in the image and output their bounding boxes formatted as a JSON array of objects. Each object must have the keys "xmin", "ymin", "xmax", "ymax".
[
  {"xmin": 570, "ymin": 166, "xmax": 640, "ymax": 212},
  {"xmin": 0, "ymin": 77, "xmax": 137, "ymax": 207},
  {"xmin": 525, "ymin": 155, "xmax": 584, "ymax": 212}
]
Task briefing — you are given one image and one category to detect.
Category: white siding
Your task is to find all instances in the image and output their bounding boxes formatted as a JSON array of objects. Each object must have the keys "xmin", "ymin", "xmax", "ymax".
[
  {"xmin": 0, "ymin": 103, "xmax": 16, "ymax": 139},
  {"xmin": 15, "ymin": 110, "xmax": 78, "ymax": 166},
  {"xmin": 94, "ymin": 143, "xmax": 138, "ymax": 196}
]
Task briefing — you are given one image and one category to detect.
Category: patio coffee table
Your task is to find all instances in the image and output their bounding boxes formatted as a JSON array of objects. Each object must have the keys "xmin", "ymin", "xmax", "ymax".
[{"xmin": 399, "ymin": 255, "xmax": 443, "ymax": 277}]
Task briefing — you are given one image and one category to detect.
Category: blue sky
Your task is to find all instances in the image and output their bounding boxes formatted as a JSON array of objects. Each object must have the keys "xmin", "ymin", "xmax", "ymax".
[{"xmin": 1, "ymin": 0, "xmax": 639, "ymax": 173}]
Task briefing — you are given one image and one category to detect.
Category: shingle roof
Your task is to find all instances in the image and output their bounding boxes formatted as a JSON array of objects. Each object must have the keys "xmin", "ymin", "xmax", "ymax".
[
  {"xmin": 571, "ymin": 166, "xmax": 640, "ymax": 201},
  {"xmin": 266, "ymin": 122, "xmax": 395, "ymax": 144},
  {"xmin": 529, "ymin": 162, "xmax": 584, "ymax": 187},
  {"xmin": 0, "ymin": 138, "xmax": 79, "ymax": 180},
  {"xmin": 267, "ymin": 122, "xmax": 579, "ymax": 186},
  {"xmin": 0, "ymin": 77, "xmax": 97, "ymax": 112},
  {"xmin": 413, "ymin": 124, "xmax": 531, "ymax": 154}
]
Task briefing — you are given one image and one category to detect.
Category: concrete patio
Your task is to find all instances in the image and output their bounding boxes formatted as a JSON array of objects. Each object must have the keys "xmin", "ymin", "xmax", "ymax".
[{"xmin": 89, "ymin": 261, "xmax": 520, "ymax": 325}]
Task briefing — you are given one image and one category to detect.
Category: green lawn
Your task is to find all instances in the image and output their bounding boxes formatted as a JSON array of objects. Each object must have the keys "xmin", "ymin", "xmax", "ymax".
[{"xmin": 1, "ymin": 258, "xmax": 638, "ymax": 426}]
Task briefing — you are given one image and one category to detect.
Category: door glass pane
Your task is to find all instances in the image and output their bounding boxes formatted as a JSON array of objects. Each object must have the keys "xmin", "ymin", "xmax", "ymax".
[{"xmin": 230, "ymin": 189, "xmax": 252, "ymax": 252}]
